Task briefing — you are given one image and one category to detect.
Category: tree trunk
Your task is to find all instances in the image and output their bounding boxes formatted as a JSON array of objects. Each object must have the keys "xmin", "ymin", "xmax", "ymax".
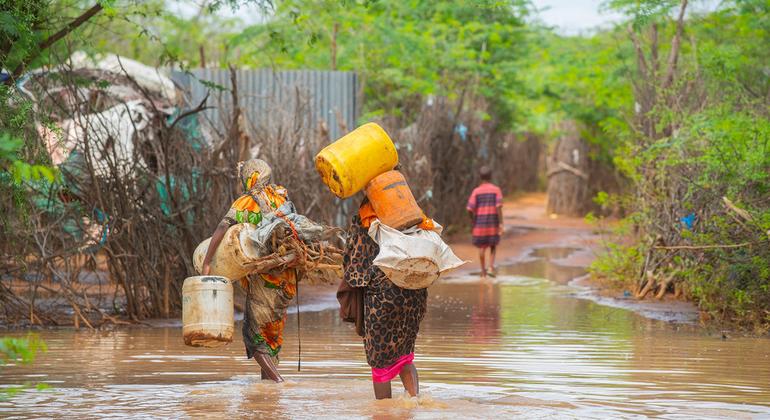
[{"xmin": 546, "ymin": 120, "xmax": 590, "ymax": 216}]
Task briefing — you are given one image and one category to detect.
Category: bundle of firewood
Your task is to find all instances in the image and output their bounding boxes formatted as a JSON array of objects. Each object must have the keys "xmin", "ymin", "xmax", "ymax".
[{"xmin": 246, "ymin": 225, "xmax": 343, "ymax": 281}]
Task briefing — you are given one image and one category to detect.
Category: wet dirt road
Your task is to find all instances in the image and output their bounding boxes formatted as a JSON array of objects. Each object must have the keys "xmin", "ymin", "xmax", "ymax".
[{"xmin": 2, "ymin": 246, "xmax": 769, "ymax": 419}]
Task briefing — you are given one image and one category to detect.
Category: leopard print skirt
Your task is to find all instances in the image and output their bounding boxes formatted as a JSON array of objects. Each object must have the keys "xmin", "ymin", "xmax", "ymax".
[{"xmin": 343, "ymin": 216, "xmax": 428, "ymax": 369}]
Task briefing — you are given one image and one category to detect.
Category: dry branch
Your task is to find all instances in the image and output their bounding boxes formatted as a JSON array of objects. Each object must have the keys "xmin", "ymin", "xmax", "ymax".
[
  {"xmin": 662, "ymin": 0, "xmax": 689, "ymax": 90},
  {"xmin": 8, "ymin": 3, "xmax": 105, "ymax": 83},
  {"xmin": 654, "ymin": 242, "xmax": 752, "ymax": 250},
  {"xmin": 547, "ymin": 161, "xmax": 589, "ymax": 181},
  {"xmin": 722, "ymin": 196, "xmax": 754, "ymax": 223}
]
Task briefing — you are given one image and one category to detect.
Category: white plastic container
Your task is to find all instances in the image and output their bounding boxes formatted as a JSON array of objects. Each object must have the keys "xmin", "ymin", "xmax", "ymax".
[
  {"xmin": 182, "ymin": 275, "xmax": 234, "ymax": 347},
  {"xmin": 192, "ymin": 224, "xmax": 260, "ymax": 280}
]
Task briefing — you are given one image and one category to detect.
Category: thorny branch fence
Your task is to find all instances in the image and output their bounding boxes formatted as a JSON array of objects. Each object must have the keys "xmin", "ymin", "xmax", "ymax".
[{"xmin": 1, "ymin": 64, "xmax": 359, "ymax": 327}]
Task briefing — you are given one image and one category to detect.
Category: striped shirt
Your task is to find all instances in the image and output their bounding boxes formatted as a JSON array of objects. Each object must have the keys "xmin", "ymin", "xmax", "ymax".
[{"xmin": 466, "ymin": 182, "xmax": 503, "ymax": 247}]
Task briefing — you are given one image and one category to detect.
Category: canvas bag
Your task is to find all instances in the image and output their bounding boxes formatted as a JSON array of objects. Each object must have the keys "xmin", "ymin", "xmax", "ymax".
[{"xmin": 367, "ymin": 220, "xmax": 465, "ymax": 289}]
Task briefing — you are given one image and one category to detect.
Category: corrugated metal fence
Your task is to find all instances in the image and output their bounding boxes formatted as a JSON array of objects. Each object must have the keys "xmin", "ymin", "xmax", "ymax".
[{"xmin": 172, "ymin": 69, "xmax": 359, "ymax": 141}]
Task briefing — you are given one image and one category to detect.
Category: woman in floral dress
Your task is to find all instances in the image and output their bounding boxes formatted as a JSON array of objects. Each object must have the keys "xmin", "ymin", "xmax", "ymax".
[{"xmin": 201, "ymin": 159, "xmax": 297, "ymax": 382}]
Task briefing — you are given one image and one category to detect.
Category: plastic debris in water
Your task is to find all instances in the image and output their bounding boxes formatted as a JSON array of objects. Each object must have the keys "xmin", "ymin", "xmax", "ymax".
[{"xmin": 680, "ymin": 213, "xmax": 696, "ymax": 230}]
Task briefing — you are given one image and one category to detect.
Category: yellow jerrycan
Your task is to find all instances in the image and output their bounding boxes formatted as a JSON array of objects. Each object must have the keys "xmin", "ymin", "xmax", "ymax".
[{"xmin": 315, "ymin": 122, "xmax": 398, "ymax": 198}]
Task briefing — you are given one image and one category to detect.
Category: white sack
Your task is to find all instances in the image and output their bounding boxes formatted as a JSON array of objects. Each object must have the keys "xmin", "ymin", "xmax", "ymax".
[
  {"xmin": 59, "ymin": 100, "xmax": 151, "ymax": 177},
  {"xmin": 68, "ymin": 51, "xmax": 178, "ymax": 102},
  {"xmin": 367, "ymin": 220, "xmax": 465, "ymax": 289}
]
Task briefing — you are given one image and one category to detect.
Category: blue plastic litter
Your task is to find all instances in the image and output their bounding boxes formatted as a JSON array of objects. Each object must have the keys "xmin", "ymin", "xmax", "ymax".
[{"xmin": 680, "ymin": 213, "xmax": 696, "ymax": 230}]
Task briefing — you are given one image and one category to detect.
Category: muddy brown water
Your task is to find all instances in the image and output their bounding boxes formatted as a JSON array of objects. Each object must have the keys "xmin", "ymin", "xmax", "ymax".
[{"xmin": 2, "ymin": 247, "xmax": 769, "ymax": 419}]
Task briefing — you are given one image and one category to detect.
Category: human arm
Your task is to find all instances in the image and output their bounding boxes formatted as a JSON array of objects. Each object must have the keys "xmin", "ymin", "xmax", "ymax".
[
  {"xmin": 466, "ymin": 189, "xmax": 477, "ymax": 227},
  {"xmin": 201, "ymin": 219, "xmax": 232, "ymax": 275},
  {"xmin": 496, "ymin": 187, "xmax": 504, "ymax": 232},
  {"xmin": 497, "ymin": 206, "xmax": 504, "ymax": 233}
]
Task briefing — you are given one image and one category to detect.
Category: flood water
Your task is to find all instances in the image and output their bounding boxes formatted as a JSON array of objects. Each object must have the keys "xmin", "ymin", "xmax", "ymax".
[{"xmin": 2, "ymin": 247, "xmax": 769, "ymax": 419}]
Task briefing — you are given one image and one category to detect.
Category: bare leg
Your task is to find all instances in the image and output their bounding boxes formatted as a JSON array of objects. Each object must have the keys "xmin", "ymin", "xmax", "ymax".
[
  {"xmin": 399, "ymin": 363, "xmax": 419, "ymax": 397},
  {"xmin": 254, "ymin": 353, "xmax": 284, "ymax": 383},
  {"xmin": 373, "ymin": 380, "xmax": 392, "ymax": 399},
  {"xmin": 490, "ymin": 245, "xmax": 497, "ymax": 274},
  {"xmin": 479, "ymin": 248, "xmax": 487, "ymax": 278}
]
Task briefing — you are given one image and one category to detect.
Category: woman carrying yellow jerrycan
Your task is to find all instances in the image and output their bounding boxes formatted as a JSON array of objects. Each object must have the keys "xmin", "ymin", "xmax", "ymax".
[{"xmin": 317, "ymin": 123, "xmax": 462, "ymax": 400}]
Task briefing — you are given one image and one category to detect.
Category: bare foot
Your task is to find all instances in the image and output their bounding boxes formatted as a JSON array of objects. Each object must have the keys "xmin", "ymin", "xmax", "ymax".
[{"xmin": 255, "ymin": 354, "xmax": 284, "ymax": 383}]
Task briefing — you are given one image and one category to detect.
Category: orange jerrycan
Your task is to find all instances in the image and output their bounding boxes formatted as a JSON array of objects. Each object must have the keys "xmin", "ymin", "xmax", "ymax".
[
  {"xmin": 365, "ymin": 170, "xmax": 424, "ymax": 231},
  {"xmin": 315, "ymin": 123, "xmax": 398, "ymax": 198}
]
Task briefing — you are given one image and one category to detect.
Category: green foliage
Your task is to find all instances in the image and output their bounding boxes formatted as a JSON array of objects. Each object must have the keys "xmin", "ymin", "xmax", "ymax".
[
  {"xmin": 0, "ymin": 335, "xmax": 48, "ymax": 400},
  {"xmin": 511, "ymin": 24, "xmax": 635, "ymax": 183},
  {"xmin": 223, "ymin": 0, "xmax": 532, "ymax": 127},
  {"xmin": 0, "ymin": 335, "xmax": 46, "ymax": 365},
  {"xmin": 590, "ymin": 215, "xmax": 644, "ymax": 283},
  {"xmin": 590, "ymin": 242, "xmax": 643, "ymax": 284},
  {"xmin": 588, "ymin": 0, "xmax": 770, "ymax": 330},
  {"xmin": 208, "ymin": 0, "xmax": 274, "ymax": 12},
  {"xmin": 0, "ymin": 1, "xmax": 47, "ymax": 73},
  {"xmin": 604, "ymin": 0, "xmax": 681, "ymax": 28},
  {"xmin": 0, "ymin": 82, "xmax": 57, "ymax": 190},
  {"xmin": 0, "ymin": 133, "xmax": 56, "ymax": 184}
]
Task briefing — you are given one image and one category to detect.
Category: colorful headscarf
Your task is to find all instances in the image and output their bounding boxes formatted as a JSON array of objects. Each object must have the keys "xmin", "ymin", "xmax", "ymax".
[{"xmin": 238, "ymin": 159, "xmax": 272, "ymax": 193}]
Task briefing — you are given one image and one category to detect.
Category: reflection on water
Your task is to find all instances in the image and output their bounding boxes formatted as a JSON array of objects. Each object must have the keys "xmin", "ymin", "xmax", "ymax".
[{"xmin": 2, "ymin": 248, "xmax": 769, "ymax": 419}]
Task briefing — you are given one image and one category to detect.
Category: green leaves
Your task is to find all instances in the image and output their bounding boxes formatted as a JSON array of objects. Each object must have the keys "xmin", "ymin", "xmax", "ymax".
[
  {"xmin": 0, "ymin": 335, "xmax": 48, "ymax": 400},
  {"xmin": 0, "ymin": 2, "xmax": 45, "ymax": 71},
  {"xmin": 0, "ymin": 133, "xmax": 23, "ymax": 158},
  {"xmin": 588, "ymin": 0, "xmax": 770, "ymax": 330},
  {"xmin": 0, "ymin": 11, "xmax": 23, "ymax": 38},
  {"xmin": 208, "ymin": 0, "xmax": 275, "ymax": 13},
  {"xmin": 0, "ymin": 335, "xmax": 47, "ymax": 366},
  {"xmin": 515, "ymin": 27, "xmax": 633, "ymax": 150},
  {"xmin": 223, "ymin": 0, "xmax": 530, "ymax": 125},
  {"xmin": 0, "ymin": 133, "xmax": 56, "ymax": 184},
  {"xmin": 603, "ymin": 0, "xmax": 681, "ymax": 30}
]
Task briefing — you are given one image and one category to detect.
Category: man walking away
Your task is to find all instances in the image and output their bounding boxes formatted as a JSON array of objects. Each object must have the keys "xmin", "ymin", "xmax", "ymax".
[{"xmin": 466, "ymin": 166, "xmax": 503, "ymax": 279}]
